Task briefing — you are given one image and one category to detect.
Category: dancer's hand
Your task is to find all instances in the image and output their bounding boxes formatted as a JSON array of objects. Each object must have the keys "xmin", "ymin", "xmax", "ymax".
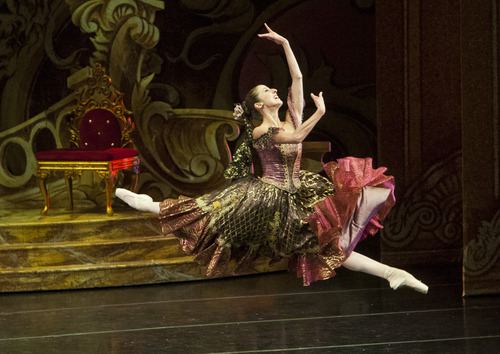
[
  {"xmin": 311, "ymin": 92, "xmax": 325, "ymax": 115},
  {"xmin": 258, "ymin": 23, "xmax": 288, "ymax": 46}
]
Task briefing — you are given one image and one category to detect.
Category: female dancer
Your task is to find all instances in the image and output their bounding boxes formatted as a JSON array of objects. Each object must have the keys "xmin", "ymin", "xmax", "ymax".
[{"xmin": 117, "ymin": 24, "xmax": 428, "ymax": 293}]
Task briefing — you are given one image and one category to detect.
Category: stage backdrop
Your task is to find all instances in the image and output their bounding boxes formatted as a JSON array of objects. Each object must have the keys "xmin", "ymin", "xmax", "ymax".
[{"xmin": 1, "ymin": 0, "xmax": 499, "ymax": 294}]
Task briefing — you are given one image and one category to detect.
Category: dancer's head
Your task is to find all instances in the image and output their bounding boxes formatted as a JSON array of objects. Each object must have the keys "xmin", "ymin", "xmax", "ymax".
[{"xmin": 242, "ymin": 85, "xmax": 282, "ymax": 123}]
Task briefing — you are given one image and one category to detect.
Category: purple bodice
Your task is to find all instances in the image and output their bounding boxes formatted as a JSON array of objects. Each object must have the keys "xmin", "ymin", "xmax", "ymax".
[{"xmin": 253, "ymin": 127, "xmax": 302, "ymax": 193}]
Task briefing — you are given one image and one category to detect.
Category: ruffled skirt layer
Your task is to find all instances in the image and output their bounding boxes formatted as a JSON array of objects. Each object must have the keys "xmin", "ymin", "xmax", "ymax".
[
  {"xmin": 159, "ymin": 157, "xmax": 395, "ymax": 285},
  {"xmin": 292, "ymin": 157, "xmax": 395, "ymax": 284}
]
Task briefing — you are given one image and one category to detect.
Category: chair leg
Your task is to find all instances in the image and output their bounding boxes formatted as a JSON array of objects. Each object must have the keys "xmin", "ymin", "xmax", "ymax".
[
  {"xmin": 65, "ymin": 176, "xmax": 74, "ymax": 210},
  {"xmin": 106, "ymin": 171, "xmax": 116, "ymax": 216},
  {"xmin": 97, "ymin": 170, "xmax": 114, "ymax": 216},
  {"xmin": 36, "ymin": 171, "xmax": 50, "ymax": 216},
  {"xmin": 132, "ymin": 160, "xmax": 140, "ymax": 192},
  {"xmin": 132, "ymin": 168, "xmax": 139, "ymax": 193}
]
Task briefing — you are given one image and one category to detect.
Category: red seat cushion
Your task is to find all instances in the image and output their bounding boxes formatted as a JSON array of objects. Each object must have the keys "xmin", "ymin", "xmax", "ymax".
[{"xmin": 36, "ymin": 148, "xmax": 137, "ymax": 161}]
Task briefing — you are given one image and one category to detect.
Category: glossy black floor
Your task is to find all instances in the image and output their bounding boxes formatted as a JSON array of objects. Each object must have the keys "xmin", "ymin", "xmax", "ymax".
[{"xmin": 1, "ymin": 263, "xmax": 499, "ymax": 353}]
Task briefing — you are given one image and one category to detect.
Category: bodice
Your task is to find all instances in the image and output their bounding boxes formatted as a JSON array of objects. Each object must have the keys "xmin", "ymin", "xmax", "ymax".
[{"xmin": 253, "ymin": 127, "xmax": 302, "ymax": 193}]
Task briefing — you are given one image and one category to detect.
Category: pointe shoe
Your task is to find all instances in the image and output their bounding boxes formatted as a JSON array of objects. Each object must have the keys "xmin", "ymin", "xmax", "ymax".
[
  {"xmin": 115, "ymin": 188, "xmax": 153, "ymax": 211},
  {"xmin": 384, "ymin": 268, "xmax": 429, "ymax": 294}
]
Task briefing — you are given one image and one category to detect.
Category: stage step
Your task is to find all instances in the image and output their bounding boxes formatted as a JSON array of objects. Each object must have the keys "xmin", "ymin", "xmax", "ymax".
[
  {"xmin": 0, "ymin": 208, "xmax": 206, "ymax": 292},
  {"xmin": 0, "ymin": 210, "xmax": 160, "ymax": 244},
  {"xmin": 0, "ymin": 235, "xmax": 186, "ymax": 268},
  {"xmin": 0, "ymin": 208, "xmax": 287, "ymax": 292},
  {"xmin": 0, "ymin": 257, "xmax": 206, "ymax": 292}
]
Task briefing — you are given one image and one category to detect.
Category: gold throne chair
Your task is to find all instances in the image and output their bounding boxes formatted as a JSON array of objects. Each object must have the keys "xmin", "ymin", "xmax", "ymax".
[{"xmin": 35, "ymin": 63, "xmax": 139, "ymax": 216}]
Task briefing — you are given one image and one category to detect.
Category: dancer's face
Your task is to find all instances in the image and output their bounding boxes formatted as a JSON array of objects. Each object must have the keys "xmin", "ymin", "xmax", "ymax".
[{"xmin": 254, "ymin": 85, "xmax": 283, "ymax": 110}]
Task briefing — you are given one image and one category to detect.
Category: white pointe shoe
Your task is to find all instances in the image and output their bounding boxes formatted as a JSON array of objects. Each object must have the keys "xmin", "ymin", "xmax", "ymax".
[
  {"xmin": 115, "ymin": 188, "xmax": 153, "ymax": 211},
  {"xmin": 384, "ymin": 268, "xmax": 429, "ymax": 294}
]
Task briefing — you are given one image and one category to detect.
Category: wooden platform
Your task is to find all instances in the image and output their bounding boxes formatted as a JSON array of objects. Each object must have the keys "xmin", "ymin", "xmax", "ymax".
[{"xmin": 0, "ymin": 207, "xmax": 286, "ymax": 292}]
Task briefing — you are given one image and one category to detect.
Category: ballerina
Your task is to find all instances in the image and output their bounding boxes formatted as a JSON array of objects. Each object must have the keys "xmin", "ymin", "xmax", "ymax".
[{"xmin": 116, "ymin": 24, "xmax": 428, "ymax": 294}]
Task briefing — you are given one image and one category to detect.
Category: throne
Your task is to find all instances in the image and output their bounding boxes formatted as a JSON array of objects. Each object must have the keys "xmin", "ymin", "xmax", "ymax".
[{"xmin": 35, "ymin": 63, "xmax": 139, "ymax": 216}]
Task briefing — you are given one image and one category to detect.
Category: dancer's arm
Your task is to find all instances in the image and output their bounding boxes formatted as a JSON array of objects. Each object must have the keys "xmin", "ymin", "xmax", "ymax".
[
  {"xmin": 274, "ymin": 92, "xmax": 325, "ymax": 144},
  {"xmin": 258, "ymin": 23, "xmax": 303, "ymax": 127}
]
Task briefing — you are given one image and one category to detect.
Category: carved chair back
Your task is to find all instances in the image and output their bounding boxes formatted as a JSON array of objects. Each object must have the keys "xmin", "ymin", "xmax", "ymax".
[{"xmin": 68, "ymin": 63, "xmax": 134, "ymax": 150}]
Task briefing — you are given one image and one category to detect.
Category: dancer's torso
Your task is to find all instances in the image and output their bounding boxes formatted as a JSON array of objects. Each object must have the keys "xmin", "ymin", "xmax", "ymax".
[{"xmin": 253, "ymin": 127, "xmax": 302, "ymax": 193}]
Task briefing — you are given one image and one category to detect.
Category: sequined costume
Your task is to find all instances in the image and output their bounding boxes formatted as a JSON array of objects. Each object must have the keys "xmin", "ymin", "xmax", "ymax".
[{"xmin": 159, "ymin": 100, "xmax": 395, "ymax": 286}]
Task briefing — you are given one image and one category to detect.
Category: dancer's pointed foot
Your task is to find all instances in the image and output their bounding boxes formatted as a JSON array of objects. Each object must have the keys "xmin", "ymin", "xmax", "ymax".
[
  {"xmin": 384, "ymin": 268, "xmax": 428, "ymax": 294},
  {"xmin": 115, "ymin": 188, "xmax": 153, "ymax": 211}
]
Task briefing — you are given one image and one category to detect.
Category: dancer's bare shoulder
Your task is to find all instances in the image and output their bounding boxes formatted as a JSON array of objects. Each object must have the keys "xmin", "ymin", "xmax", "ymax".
[{"xmin": 253, "ymin": 123, "xmax": 271, "ymax": 140}]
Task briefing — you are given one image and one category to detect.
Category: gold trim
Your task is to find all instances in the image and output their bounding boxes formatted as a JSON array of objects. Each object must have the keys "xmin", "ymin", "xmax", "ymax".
[
  {"xmin": 68, "ymin": 63, "xmax": 135, "ymax": 149},
  {"xmin": 35, "ymin": 63, "xmax": 139, "ymax": 216},
  {"xmin": 36, "ymin": 157, "xmax": 140, "ymax": 216}
]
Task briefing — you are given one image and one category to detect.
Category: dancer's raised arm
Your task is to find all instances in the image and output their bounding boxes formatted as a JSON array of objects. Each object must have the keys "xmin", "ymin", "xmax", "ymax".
[
  {"xmin": 258, "ymin": 23, "xmax": 303, "ymax": 127},
  {"xmin": 273, "ymin": 92, "xmax": 325, "ymax": 144}
]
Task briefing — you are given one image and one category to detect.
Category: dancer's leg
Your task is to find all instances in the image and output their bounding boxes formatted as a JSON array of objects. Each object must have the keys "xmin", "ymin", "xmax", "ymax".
[
  {"xmin": 115, "ymin": 188, "xmax": 160, "ymax": 214},
  {"xmin": 338, "ymin": 186, "xmax": 427, "ymax": 293},
  {"xmin": 342, "ymin": 251, "xmax": 428, "ymax": 294}
]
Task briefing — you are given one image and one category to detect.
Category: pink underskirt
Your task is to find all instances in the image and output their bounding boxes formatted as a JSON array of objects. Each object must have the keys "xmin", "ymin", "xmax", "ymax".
[{"xmin": 290, "ymin": 157, "xmax": 396, "ymax": 285}]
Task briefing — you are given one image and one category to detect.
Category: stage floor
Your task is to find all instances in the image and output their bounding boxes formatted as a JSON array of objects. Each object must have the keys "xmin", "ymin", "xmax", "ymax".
[{"xmin": 1, "ymin": 263, "xmax": 499, "ymax": 353}]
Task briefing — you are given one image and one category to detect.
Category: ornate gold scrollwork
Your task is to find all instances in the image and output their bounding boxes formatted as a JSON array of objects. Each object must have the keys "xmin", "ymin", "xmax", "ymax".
[
  {"xmin": 66, "ymin": 0, "xmax": 240, "ymax": 200},
  {"xmin": 68, "ymin": 63, "xmax": 135, "ymax": 148},
  {"xmin": 66, "ymin": 0, "xmax": 164, "ymax": 62},
  {"xmin": 36, "ymin": 170, "xmax": 51, "ymax": 179},
  {"xmin": 64, "ymin": 170, "xmax": 83, "ymax": 180},
  {"xmin": 96, "ymin": 170, "xmax": 112, "ymax": 181}
]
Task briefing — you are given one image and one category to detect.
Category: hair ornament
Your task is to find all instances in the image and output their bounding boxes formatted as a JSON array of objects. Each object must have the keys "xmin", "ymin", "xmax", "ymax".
[{"xmin": 233, "ymin": 103, "xmax": 245, "ymax": 122}]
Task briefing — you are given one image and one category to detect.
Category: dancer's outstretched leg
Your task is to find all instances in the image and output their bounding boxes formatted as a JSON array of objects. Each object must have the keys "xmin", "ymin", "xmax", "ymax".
[
  {"xmin": 342, "ymin": 251, "xmax": 428, "ymax": 294},
  {"xmin": 115, "ymin": 188, "xmax": 160, "ymax": 214}
]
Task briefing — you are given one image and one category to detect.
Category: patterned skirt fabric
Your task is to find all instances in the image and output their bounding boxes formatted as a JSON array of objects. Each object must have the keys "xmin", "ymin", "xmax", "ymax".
[{"xmin": 159, "ymin": 157, "xmax": 395, "ymax": 286}]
